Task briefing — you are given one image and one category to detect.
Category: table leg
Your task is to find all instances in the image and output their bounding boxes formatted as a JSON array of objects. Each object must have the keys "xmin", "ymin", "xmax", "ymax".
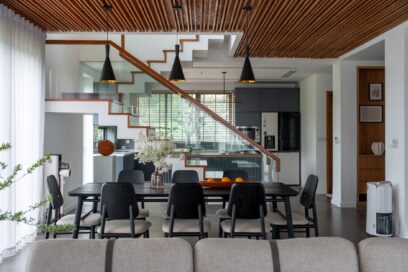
[
  {"xmin": 271, "ymin": 196, "xmax": 277, "ymax": 212},
  {"xmin": 283, "ymin": 196, "xmax": 294, "ymax": 238},
  {"xmin": 73, "ymin": 197, "xmax": 84, "ymax": 239}
]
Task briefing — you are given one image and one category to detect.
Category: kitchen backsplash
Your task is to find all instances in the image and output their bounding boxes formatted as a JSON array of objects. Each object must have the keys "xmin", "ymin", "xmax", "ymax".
[{"xmin": 116, "ymin": 139, "xmax": 135, "ymax": 150}]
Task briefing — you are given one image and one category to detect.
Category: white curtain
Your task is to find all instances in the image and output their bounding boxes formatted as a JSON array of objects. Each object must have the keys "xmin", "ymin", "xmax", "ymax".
[{"xmin": 0, "ymin": 4, "xmax": 45, "ymax": 260}]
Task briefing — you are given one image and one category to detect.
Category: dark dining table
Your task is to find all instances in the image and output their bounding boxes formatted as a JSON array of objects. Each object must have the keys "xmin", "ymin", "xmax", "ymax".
[{"xmin": 68, "ymin": 182, "xmax": 299, "ymax": 239}]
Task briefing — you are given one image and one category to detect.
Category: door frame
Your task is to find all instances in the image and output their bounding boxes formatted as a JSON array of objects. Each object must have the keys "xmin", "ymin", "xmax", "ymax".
[{"xmin": 326, "ymin": 91, "xmax": 333, "ymax": 195}]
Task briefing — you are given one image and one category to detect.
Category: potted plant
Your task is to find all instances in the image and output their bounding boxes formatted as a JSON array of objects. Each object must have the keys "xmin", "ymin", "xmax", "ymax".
[{"xmin": 135, "ymin": 133, "xmax": 176, "ymax": 188}]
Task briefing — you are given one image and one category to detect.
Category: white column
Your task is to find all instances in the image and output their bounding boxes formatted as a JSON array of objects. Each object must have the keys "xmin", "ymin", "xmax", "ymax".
[{"xmin": 384, "ymin": 28, "xmax": 408, "ymax": 237}]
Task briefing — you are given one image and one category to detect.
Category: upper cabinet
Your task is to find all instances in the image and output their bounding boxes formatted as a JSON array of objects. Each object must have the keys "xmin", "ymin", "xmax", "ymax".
[
  {"xmin": 235, "ymin": 89, "xmax": 262, "ymax": 112},
  {"xmin": 279, "ymin": 88, "xmax": 300, "ymax": 112},
  {"xmin": 235, "ymin": 88, "xmax": 300, "ymax": 113}
]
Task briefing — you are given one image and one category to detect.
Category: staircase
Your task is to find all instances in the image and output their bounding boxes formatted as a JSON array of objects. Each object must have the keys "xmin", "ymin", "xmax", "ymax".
[
  {"xmin": 46, "ymin": 35, "xmax": 281, "ymax": 181},
  {"xmin": 45, "ymin": 99, "xmax": 153, "ymax": 139}
]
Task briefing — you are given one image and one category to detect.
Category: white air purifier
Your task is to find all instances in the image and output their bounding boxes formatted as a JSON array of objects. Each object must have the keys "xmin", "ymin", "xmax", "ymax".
[{"xmin": 366, "ymin": 181, "xmax": 393, "ymax": 237}]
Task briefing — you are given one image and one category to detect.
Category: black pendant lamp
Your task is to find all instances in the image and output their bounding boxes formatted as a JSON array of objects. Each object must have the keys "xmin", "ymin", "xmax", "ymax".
[
  {"xmin": 100, "ymin": 2, "xmax": 116, "ymax": 83},
  {"xmin": 169, "ymin": 2, "xmax": 185, "ymax": 83},
  {"xmin": 240, "ymin": 4, "xmax": 256, "ymax": 83}
]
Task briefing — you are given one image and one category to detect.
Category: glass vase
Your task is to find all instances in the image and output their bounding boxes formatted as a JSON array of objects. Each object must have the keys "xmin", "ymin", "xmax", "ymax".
[{"xmin": 150, "ymin": 172, "xmax": 164, "ymax": 188}]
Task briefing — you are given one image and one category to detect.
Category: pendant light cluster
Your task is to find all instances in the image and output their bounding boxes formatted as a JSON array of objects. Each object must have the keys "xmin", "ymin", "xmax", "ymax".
[
  {"xmin": 169, "ymin": 1, "xmax": 185, "ymax": 83},
  {"xmin": 100, "ymin": 1, "xmax": 116, "ymax": 83},
  {"xmin": 240, "ymin": 4, "xmax": 256, "ymax": 83}
]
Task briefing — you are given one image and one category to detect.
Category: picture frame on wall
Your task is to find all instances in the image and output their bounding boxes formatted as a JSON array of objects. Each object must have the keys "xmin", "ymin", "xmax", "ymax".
[
  {"xmin": 360, "ymin": 105, "xmax": 382, "ymax": 123},
  {"xmin": 369, "ymin": 83, "xmax": 382, "ymax": 100}
]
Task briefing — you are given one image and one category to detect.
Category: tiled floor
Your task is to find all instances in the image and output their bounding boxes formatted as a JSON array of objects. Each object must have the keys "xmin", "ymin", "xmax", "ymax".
[{"xmin": 0, "ymin": 194, "xmax": 368, "ymax": 272}]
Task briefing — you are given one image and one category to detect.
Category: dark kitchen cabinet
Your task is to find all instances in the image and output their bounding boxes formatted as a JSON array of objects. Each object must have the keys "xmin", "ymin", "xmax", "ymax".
[{"xmin": 235, "ymin": 88, "xmax": 299, "ymax": 126}]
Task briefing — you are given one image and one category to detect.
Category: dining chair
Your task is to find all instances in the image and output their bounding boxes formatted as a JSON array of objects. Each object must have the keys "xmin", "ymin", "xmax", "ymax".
[
  {"xmin": 162, "ymin": 183, "xmax": 210, "ymax": 239},
  {"xmin": 118, "ymin": 170, "xmax": 149, "ymax": 219},
  {"xmin": 220, "ymin": 183, "xmax": 268, "ymax": 239},
  {"xmin": 45, "ymin": 175, "xmax": 101, "ymax": 239},
  {"xmin": 172, "ymin": 170, "xmax": 199, "ymax": 183},
  {"xmin": 219, "ymin": 169, "xmax": 249, "ymax": 208},
  {"xmin": 98, "ymin": 182, "xmax": 151, "ymax": 238},
  {"xmin": 269, "ymin": 175, "xmax": 319, "ymax": 239}
]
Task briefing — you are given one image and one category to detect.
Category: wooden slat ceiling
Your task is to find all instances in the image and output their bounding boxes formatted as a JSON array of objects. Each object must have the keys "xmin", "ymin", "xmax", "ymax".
[{"xmin": 2, "ymin": 0, "xmax": 408, "ymax": 58}]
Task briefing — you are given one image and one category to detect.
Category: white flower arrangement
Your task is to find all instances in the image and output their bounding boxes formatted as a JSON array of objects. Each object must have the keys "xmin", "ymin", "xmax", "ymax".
[{"xmin": 135, "ymin": 133, "xmax": 176, "ymax": 174}]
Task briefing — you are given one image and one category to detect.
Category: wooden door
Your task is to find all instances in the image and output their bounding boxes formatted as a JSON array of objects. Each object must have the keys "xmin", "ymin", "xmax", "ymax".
[{"xmin": 326, "ymin": 91, "xmax": 333, "ymax": 195}]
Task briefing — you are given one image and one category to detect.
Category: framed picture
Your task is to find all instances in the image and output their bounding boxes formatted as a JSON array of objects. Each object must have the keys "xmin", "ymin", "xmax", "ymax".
[
  {"xmin": 360, "ymin": 106, "xmax": 382, "ymax": 123},
  {"xmin": 369, "ymin": 83, "xmax": 382, "ymax": 100}
]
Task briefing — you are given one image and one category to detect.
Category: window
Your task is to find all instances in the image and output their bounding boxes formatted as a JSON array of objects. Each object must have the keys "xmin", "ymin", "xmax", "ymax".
[{"xmin": 138, "ymin": 93, "xmax": 234, "ymax": 144}]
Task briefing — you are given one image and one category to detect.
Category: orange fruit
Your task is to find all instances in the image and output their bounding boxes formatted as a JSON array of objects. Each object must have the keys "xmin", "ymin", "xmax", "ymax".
[
  {"xmin": 221, "ymin": 177, "xmax": 231, "ymax": 182},
  {"xmin": 235, "ymin": 177, "xmax": 245, "ymax": 183},
  {"xmin": 207, "ymin": 178, "xmax": 215, "ymax": 183}
]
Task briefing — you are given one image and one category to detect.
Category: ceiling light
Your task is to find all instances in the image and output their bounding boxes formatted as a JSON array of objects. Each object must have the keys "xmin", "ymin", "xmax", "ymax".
[
  {"xmin": 240, "ymin": 4, "xmax": 256, "ymax": 83},
  {"xmin": 100, "ymin": 2, "xmax": 116, "ymax": 83},
  {"xmin": 169, "ymin": 1, "xmax": 185, "ymax": 83}
]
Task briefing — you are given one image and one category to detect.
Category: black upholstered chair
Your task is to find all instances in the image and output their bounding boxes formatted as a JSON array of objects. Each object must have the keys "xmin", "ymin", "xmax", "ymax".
[
  {"xmin": 172, "ymin": 170, "xmax": 199, "ymax": 183},
  {"xmin": 118, "ymin": 170, "xmax": 149, "ymax": 217},
  {"xmin": 98, "ymin": 182, "xmax": 151, "ymax": 238},
  {"xmin": 45, "ymin": 175, "xmax": 101, "ymax": 239},
  {"xmin": 220, "ymin": 183, "xmax": 268, "ymax": 239},
  {"xmin": 269, "ymin": 175, "xmax": 319, "ymax": 238},
  {"xmin": 162, "ymin": 183, "xmax": 210, "ymax": 239}
]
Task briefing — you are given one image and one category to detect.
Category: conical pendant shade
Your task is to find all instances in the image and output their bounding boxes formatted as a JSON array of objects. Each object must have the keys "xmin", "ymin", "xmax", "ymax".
[
  {"xmin": 169, "ymin": 44, "xmax": 185, "ymax": 83},
  {"xmin": 100, "ymin": 44, "xmax": 116, "ymax": 83},
  {"xmin": 240, "ymin": 46, "xmax": 256, "ymax": 83}
]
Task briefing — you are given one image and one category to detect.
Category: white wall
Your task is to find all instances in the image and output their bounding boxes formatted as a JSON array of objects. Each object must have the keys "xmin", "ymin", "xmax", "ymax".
[
  {"xmin": 45, "ymin": 45, "xmax": 80, "ymax": 98},
  {"xmin": 384, "ymin": 27, "xmax": 408, "ymax": 237},
  {"xmin": 300, "ymin": 73, "xmax": 332, "ymax": 194},
  {"xmin": 44, "ymin": 113, "xmax": 84, "ymax": 212},
  {"xmin": 331, "ymin": 60, "xmax": 384, "ymax": 208}
]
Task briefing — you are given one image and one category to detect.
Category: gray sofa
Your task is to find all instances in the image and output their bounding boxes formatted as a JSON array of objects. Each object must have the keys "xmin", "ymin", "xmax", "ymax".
[{"xmin": 26, "ymin": 237, "xmax": 407, "ymax": 272}]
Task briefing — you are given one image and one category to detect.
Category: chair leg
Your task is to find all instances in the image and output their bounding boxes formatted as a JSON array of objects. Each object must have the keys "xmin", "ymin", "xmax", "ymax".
[
  {"xmin": 143, "ymin": 230, "xmax": 149, "ymax": 238},
  {"xmin": 90, "ymin": 227, "xmax": 96, "ymax": 239},
  {"xmin": 314, "ymin": 225, "xmax": 319, "ymax": 237},
  {"xmin": 306, "ymin": 227, "xmax": 310, "ymax": 237},
  {"xmin": 218, "ymin": 220, "xmax": 223, "ymax": 238},
  {"xmin": 272, "ymin": 226, "xmax": 280, "ymax": 239}
]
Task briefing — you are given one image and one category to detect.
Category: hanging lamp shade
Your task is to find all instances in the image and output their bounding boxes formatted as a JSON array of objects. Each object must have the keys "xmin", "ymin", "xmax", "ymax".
[
  {"xmin": 169, "ymin": 44, "xmax": 185, "ymax": 82},
  {"xmin": 240, "ymin": 45, "xmax": 256, "ymax": 83},
  {"xmin": 100, "ymin": 44, "xmax": 116, "ymax": 83}
]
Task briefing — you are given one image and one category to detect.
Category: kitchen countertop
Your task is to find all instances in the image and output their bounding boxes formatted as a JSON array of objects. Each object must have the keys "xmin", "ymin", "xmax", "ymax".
[{"xmin": 93, "ymin": 150, "xmax": 136, "ymax": 157}]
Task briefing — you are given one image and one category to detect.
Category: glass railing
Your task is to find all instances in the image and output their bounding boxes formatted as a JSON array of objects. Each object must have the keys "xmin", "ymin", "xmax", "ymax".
[{"xmin": 128, "ymin": 70, "xmax": 277, "ymax": 182}]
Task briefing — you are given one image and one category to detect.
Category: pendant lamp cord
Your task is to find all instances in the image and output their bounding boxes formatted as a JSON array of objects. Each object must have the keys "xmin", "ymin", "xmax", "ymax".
[
  {"xmin": 103, "ymin": 1, "xmax": 111, "ymax": 45},
  {"xmin": 174, "ymin": 0, "xmax": 181, "ymax": 45},
  {"xmin": 243, "ymin": 4, "xmax": 251, "ymax": 56}
]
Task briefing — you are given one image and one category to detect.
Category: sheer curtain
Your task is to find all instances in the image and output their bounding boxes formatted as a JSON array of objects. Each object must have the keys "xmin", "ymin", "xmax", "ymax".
[{"xmin": 0, "ymin": 4, "xmax": 45, "ymax": 260}]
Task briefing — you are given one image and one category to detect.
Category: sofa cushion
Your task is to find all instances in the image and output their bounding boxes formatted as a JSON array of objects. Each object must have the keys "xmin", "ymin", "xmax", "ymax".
[
  {"xmin": 26, "ymin": 239, "xmax": 109, "ymax": 272},
  {"xmin": 358, "ymin": 237, "xmax": 408, "ymax": 272},
  {"xmin": 194, "ymin": 237, "xmax": 358, "ymax": 272},
  {"xmin": 26, "ymin": 238, "xmax": 193, "ymax": 272},
  {"xmin": 111, "ymin": 238, "xmax": 193, "ymax": 272}
]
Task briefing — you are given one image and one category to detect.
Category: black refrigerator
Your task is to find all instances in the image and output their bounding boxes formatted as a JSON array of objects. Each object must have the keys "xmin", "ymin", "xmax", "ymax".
[{"xmin": 278, "ymin": 112, "xmax": 300, "ymax": 151}]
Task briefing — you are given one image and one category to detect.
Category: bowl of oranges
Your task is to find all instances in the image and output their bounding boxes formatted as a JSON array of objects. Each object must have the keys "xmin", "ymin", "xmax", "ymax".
[{"xmin": 199, "ymin": 176, "xmax": 246, "ymax": 189}]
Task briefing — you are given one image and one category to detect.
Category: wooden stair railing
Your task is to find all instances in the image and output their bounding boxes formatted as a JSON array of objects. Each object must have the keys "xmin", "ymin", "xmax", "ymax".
[
  {"xmin": 146, "ymin": 35, "xmax": 199, "ymax": 66},
  {"xmin": 46, "ymin": 37, "xmax": 280, "ymax": 172}
]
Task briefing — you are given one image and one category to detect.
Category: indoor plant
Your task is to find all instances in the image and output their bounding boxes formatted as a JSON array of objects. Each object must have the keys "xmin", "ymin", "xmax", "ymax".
[
  {"xmin": 0, "ymin": 143, "xmax": 74, "ymax": 234},
  {"xmin": 135, "ymin": 133, "xmax": 176, "ymax": 188}
]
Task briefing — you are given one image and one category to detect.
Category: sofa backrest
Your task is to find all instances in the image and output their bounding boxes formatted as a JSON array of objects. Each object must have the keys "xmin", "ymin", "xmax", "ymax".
[
  {"xmin": 194, "ymin": 237, "xmax": 359, "ymax": 272},
  {"xmin": 358, "ymin": 237, "xmax": 408, "ymax": 272},
  {"xmin": 26, "ymin": 238, "xmax": 193, "ymax": 272}
]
